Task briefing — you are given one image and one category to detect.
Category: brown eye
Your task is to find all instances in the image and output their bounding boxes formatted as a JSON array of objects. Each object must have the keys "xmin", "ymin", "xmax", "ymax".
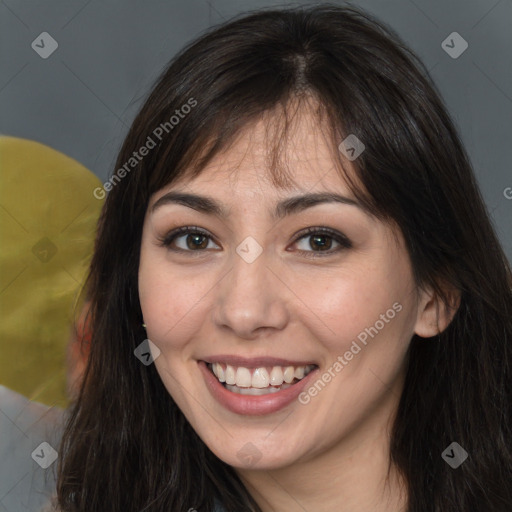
[
  {"xmin": 158, "ymin": 225, "xmax": 352, "ymax": 258},
  {"xmin": 159, "ymin": 226, "xmax": 219, "ymax": 252},
  {"xmin": 293, "ymin": 227, "xmax": 352, "ymax": 258},
  {"xmin": 307, "ymin": 234, "xmax": 334, "ymax": 251},
  {"xmin": 184, "ymin": 233, "xmax": 209, "ymax": 250}
]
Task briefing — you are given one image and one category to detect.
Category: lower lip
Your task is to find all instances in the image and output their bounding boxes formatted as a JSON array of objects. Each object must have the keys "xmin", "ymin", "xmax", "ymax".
[{"xmin": 198, "ymin": 360, "xmax": 319, "ymax": 416}]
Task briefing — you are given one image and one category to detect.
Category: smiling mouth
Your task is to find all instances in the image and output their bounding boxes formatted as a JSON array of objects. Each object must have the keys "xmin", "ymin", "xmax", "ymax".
[{"xmin": 206, "ymin": 362, "xmax": 318, "ymax": 395}]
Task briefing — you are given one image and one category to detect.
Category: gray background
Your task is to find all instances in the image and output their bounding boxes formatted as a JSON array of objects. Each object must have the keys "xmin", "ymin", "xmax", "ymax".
[{"xmin": 1, "ymin": 0, "xmax": 511, "ymax": 261}]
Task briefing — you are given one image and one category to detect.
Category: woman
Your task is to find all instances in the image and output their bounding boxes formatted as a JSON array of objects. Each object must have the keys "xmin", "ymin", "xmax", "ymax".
[{"xmin": 53, "ymin": 4, "xmax": 512, "ymax": 511}]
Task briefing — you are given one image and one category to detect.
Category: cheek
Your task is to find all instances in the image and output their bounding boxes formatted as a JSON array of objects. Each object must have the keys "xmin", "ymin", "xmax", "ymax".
[
  {"xmin": 138, "ymin": 251, "xmax": 211, "ymax": 352},
  {"xmin": 297, "ymin": 262, "xmax": 411, "ymax": 355}
]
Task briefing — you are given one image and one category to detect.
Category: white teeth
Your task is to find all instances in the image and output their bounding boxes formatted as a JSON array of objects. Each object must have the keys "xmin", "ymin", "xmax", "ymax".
[
  {"xmin": 225, "ymin": 364, "xmax": 236, "ymax": 385},
  {"xmin": 214, "ymin": 363, "xmax": 225, "ymax": 382},
  {"xmin": 269, "ymin": 366, "xmax": 284, "ymax": 386},
  {"xmin": 209, "ymin": 362, "xmax": 316, "ymax": 389},
  {"xmin": 251, "ymin": 368, "xmax": 270, "ymax": 388},
  {"xmin": 283, "ymin": 366, "xmax": 295, "ymax": 383},
  {"xmin": 235, "ymin": 367, "xmax": 252, "ymax": 388}
]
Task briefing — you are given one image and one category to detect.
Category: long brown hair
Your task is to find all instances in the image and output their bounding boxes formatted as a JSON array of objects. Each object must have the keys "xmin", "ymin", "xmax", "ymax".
[{"xmin": 55, "ymin": 4, "xmax": 512, "ymax": 511}]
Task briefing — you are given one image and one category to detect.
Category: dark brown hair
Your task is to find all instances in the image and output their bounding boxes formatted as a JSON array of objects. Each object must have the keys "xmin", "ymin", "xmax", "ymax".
[{"xmin": 55, "ymin": 4, "xmax": 512, "ymax": 511}]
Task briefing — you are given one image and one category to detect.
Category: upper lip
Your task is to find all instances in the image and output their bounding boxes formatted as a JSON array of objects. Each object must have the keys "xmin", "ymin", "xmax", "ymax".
[{"xmin": 201, "ymin": 355, "xmax": 318, "ymax": 368}]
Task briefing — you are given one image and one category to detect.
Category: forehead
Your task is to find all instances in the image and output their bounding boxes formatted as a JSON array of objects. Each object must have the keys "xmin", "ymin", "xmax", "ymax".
[
  {"xmin": 156, "ymin": 105, "xmax": 359, "ymax": 202},
  {"xmin": 148, "ymin": 111, "xmax": 382, "ymax": 228}
]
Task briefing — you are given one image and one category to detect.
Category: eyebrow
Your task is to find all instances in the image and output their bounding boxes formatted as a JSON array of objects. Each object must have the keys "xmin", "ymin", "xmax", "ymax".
[{"xmin": 151, "ymin": 191, "xmax": 367, "ymax": 220}]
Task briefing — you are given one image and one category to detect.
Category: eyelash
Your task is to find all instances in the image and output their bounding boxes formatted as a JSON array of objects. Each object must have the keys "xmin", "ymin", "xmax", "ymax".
[{"xmin": 157, "ymin": 225, "xmax": 352, "ymax": 258}]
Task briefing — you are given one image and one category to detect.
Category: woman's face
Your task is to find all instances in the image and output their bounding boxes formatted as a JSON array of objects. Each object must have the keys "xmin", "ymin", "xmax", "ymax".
[{"xmin": 138, "ymin": 110, "xmax": 431, "ymax": 471}]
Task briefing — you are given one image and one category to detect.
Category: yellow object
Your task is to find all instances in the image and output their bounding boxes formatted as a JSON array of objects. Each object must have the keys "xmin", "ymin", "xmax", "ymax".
[{"xmin": 0, "ymin": 136, "xmax": 104, "ymax": 408}]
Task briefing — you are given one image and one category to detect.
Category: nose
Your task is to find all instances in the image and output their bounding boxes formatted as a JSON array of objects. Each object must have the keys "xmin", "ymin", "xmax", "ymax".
[{"xmin": 212, "ymin": 244, "xmax": 289, "ymax": 340}]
